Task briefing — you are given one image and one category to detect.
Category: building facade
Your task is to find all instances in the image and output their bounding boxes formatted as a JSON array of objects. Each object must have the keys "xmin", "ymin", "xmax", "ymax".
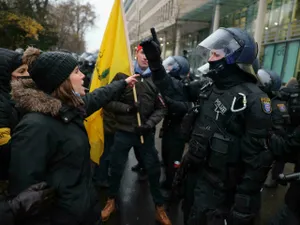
[{"xmin": 124, "ymin": 0, "xmax": 300, "ymax": 82}]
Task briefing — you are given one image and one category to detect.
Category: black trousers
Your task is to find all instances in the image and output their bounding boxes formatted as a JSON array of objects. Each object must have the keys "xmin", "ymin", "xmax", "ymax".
[{"xmin": 109, "ymin": 130, "xmax": 163, "ymax": 205}]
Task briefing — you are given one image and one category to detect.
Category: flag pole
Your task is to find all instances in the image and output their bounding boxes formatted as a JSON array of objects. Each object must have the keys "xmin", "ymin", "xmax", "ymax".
[{"xmin": 121, "ymin": 0, "xmax": 144, "ymax": 144}]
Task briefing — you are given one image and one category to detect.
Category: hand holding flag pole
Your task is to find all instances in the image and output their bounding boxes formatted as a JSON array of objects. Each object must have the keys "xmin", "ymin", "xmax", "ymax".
[
  {"xmin": 120, "ymin": 0, "xmax": 144, "ymax": 144},
  {"xmin": 133, "ymin": 28, "xmax": 159, "ymax": 144}
]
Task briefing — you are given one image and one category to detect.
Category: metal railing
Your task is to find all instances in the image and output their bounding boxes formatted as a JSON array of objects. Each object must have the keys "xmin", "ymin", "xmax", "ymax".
[{"xmin": 263, "ymin": 20, "xmax": 300, "ymax": 44}]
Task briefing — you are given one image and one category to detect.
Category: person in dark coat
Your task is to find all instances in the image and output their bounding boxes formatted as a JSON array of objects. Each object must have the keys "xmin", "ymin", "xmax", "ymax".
[
  {"xmin": 0, "ymin": 48, "xmax": 55, "ymax": 225},
  {"xmin": 0, "ymin": 48, "xmax": 27, "ymax": 181},
  {"xmin": 256, "ymin": 69, "xmax": 288, "ymax": 189},
  {"xmin": 8, "ymin": 47, "xmax": 138, "ymax": 225},
  {"xmin": 159, "ymin": 56, "xmax": 191, "ymax": 194},
  {"xmin": 101, "ymin": 45, "xmax": 171, "ymax": 225},
  {"xmin": 141, "ymin": 27, "xmax": 273, "ymax": 225},
  {"xmin": 268, "ymin": 77, "xmax": 300, "ymax": 225}
]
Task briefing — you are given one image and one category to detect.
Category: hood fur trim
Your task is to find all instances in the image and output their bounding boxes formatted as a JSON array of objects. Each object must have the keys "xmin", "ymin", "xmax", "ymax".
[{"xmin": 11, "ymin": 79, "xmax": 62, "ymax": 116}]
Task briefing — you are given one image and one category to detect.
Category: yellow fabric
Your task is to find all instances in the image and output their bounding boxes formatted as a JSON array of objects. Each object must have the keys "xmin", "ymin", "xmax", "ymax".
[
  {"xmin": 0, "ymin": 128, "xmax": 11, "ymax": 145},
  {"xmin": 84, "ymin": 0, "xmax": 132, "ymax": 164}
]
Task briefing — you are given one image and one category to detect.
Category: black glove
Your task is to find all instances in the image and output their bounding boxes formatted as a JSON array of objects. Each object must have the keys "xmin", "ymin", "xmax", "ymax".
[
  {"xmin": 126, "ymin": 101, "xmax": 140, "ymax": 114},
  {"xmin": 139, "ymin": 38, "xmax": 162, "ymax": 71},
  {"xmin": 134, "ymin": 124, "xmax": 153, "ymax": 135},
  {"xmin": 0, "ymin": 95, "xmax": 12, "ymax": 128},
  {"xmin": 8, "ymin": 182, "xmax": 55, "ymax": 218},
  {"xmin": 184, "ymin": 151, "xmax": 203, "ymax": 171},
  {"xmin": 227, "ymin": 210, "xmax": 255, "ymax": 225}
]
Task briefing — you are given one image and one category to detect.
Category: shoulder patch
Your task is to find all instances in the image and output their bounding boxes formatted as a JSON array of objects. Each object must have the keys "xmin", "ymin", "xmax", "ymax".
[
  {"xmin": 277, "ymin": 103, "xmax": 287, "ymax": 113},
  {"xmin": 260, "ymin": 97, "xmax": 272, "ymax": 114}
]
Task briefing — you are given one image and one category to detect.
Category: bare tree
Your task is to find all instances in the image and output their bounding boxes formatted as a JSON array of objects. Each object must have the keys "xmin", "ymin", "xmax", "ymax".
[{"xmin": 51, "ymin": 0, "xmax": 96, "ymax": 53}]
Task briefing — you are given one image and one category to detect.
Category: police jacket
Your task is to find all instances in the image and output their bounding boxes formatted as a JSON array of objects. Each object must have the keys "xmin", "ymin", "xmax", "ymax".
[
  {"xmin": 270, "ymin": 126, "xmax": 300, "ymax": 215},
  {"xmin": 105, "ymin": 73, "xmax": 167, "ymax": 133},
  {"xmin": 8, "ymin": 78, "xmax": 127, "ymax": 225},
  {"xmin": 151, "ymin": 64, "xmax": 273, "ymax": 196},
  {"xmin": 161, "ymin": 76, "xmax": 190, "ymax": 132},
  {"xmin": 269, "ymin": 86, "xmax": 300, "ymax": 215},
  {"xmin": 270, "ymin": 97, "xmax": 290, "ymax": 136}
]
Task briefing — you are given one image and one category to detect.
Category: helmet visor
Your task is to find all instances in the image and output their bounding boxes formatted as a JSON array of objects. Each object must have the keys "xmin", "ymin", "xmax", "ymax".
[
  {"xmin": 257, "ymin": 69, "xmax": 272, "ymax": 87},
  {"xmin": 162, "ymin": 56, "xmax": 179, "ymax": 74},
  {"xmin": 197, "ymin": 28, "xmax": 242, "ymax": 62},
  {"xmin": 197, "ymin": 63, "xmax": 210, "ymax": 75}
]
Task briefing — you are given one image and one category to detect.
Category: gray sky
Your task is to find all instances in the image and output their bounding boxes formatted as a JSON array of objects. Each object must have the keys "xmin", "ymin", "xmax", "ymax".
[{"xmin": 84, "ymin": 0, "xmax": 117, "ymax": 52}]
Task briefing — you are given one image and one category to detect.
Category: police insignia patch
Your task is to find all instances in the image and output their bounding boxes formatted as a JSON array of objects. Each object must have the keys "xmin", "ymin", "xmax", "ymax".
[
  {"xmin": 260, "ymin": 97, "xmax": 272, "ymax": 114},
  {"xmin": 277, "ymin": 103, "xmax": 287, "ymax": 112}
]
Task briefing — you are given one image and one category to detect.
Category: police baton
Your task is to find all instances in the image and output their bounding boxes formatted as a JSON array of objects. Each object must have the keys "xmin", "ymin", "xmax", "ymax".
[{"xmin": 278, "ymin": 172, "xmax": 300, "ymax": 182}]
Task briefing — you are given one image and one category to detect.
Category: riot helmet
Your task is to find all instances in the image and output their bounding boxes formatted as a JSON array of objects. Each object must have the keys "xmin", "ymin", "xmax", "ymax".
[
  {"xmin": 195, "ymin": 27, "xmax": 258, "ymax": 79},
  {"xmin": 257, "ymin": 69, "xmax": 282, "ymax": 94},
  {"xmin": 162, "ymin": 56, "xmax": 190, "ymax": 79}
]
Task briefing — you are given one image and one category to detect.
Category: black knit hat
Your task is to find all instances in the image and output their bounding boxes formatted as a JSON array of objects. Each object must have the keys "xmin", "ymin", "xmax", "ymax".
[
  {"xmin": 0, "ymin": 48, "xmax": 23, "ymax": 95},
  {"xmin": 29, "ymin": 52, "xmax": 78, "ymax": 94}
]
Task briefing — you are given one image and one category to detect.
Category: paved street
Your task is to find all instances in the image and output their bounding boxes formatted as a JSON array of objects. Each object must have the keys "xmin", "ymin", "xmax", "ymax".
[{"xmin": 97, "ymin": 130, "xmax": 293, "ymax": 225}]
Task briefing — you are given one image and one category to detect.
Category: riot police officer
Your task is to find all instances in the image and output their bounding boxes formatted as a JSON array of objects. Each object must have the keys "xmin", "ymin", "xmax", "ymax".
[
  {"xmin": 256, "ymin": 69, "xmax": 288, "ymax": 188},
  {"xmin": 268, "ymin": 77, "xmax": 300, "ymax": 224},
  {"xmin": 141, "ymin": 27, "xmax": 273, "ymax": 225},
  {"xmin": 159, "ymin": 56, "xmax": 191, "ymax": 194}
]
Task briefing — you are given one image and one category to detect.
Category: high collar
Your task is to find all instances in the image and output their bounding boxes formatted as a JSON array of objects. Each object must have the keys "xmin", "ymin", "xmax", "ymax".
[{"xmin": 11, "ymin": 79, "xmax": 85, "ymax": 122}]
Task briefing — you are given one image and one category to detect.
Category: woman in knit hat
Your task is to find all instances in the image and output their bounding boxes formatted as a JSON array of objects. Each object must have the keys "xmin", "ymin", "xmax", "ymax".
[
  {"xmin": 0, "ymin": 48, "xmax": 56, "ymax": 225},
  {"xmin": 8, "ymin": 47, "xmax": 138, "ymax": 225}
]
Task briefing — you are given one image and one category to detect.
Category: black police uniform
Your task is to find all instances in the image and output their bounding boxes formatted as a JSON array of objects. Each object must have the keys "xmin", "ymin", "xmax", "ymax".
[
  {"xmin": 269, "ymin": 84, "xmax": 300, "ymax": 224},
  {"xmin": 149, "ymin": 64, "xmax": 273, "ymax": 225},
  {"xmin": 141, "ymin": 27, "xmax": 273, "ymax": 225},
  {"xmin": 160, "ymin": 77, "xmax": 190, "ymax": 190},
  {"xmin": 268, "ymin": 97, "xmax": 290, "ymax": 181}
]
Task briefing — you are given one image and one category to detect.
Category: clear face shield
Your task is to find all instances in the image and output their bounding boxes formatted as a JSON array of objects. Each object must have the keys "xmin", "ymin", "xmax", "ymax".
[
  {"xmin": 196, "ymin": 29, "xmax": 258, "ymax": 78},
  {"xmin": 197, "ymin": 63, "xmax": 210, "ymax": 75},
  {"xmin": 257, "ymin": 69, "xmax": 281, "ymax": 93},
  {"xmin": 257, "ymin": 69, "xmax": 272, "ymax": 88},
  {"xmin": 162, "ymin": 56, "xmax": 180, "ymax": 74},
  {"xmin": 197, "ymin": 29, "xmax": 241, "ymax": 63}
]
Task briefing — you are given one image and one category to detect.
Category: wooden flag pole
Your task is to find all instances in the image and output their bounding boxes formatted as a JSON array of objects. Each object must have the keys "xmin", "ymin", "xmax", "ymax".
[
  {"xmin": 133, "ymin": 86, "xmax": 144, "ymax": 143},
  {"xmin": 121, "ymin": 0, "xmax": 144, "ymax": 144}
]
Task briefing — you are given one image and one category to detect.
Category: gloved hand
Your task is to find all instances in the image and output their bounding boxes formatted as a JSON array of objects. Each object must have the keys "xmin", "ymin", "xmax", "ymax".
[
  {"xmin": 134, "ymin": 124, "xmax": 153, "ymax": 135},
  {"xmin": 8, "ymin": 182, "xmax": 55, "ymax": 218},
  {"xmin": 0, "ymin": 95, "xmax": 12, "ymax": 128},
  {"xmin": 227, "ymin": 210, "xmax": 255, "ymax": 225},
  {"xmin": 139, "ymin": 38, "xmax": 162, "ymax": 71},
  {"xmin": 227, "ymin": 193, "xmax": 257, "ymax": 225},
  {"xmin": 126, "ymin": 101, "xmax": 140, "ymax": 114},
  {"xmin": 184, "ymin": 151, "xmax": 203, "ymax": 171}
]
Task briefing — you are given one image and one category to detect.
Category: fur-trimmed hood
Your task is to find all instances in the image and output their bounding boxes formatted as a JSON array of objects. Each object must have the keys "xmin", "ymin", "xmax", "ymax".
[{"xmin": 11, "ymin": 78, "xmax": 62, "ymax": 116}]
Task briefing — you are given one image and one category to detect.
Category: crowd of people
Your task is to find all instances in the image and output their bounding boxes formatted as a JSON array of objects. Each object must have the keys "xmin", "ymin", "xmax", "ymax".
[{"xmin": 0, "ymin": 26, "xmax": 300, "ymax": 225}]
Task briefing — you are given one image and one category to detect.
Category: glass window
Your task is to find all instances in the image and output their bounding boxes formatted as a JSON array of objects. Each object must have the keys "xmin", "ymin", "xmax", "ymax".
[
  {"xmin": 292, "ymin": 0, "xmax": 300, "ymax": 21},
  {"xmin": 264, "ymin": 1, "xmax": 273, "ymax": 29},
  {"xmin": 279, "ymin": 0, "xmax": 293, "ymax": 25},
  {"xmin": 269, "ymin": 0, "xmax": 283, "ymax": 27}
]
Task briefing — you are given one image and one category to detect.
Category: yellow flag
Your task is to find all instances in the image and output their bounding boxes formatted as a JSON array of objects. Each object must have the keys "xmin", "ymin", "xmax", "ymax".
[{"xmin": 84, "ymin": 0, "xmax": 132, "ymax": 164}]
